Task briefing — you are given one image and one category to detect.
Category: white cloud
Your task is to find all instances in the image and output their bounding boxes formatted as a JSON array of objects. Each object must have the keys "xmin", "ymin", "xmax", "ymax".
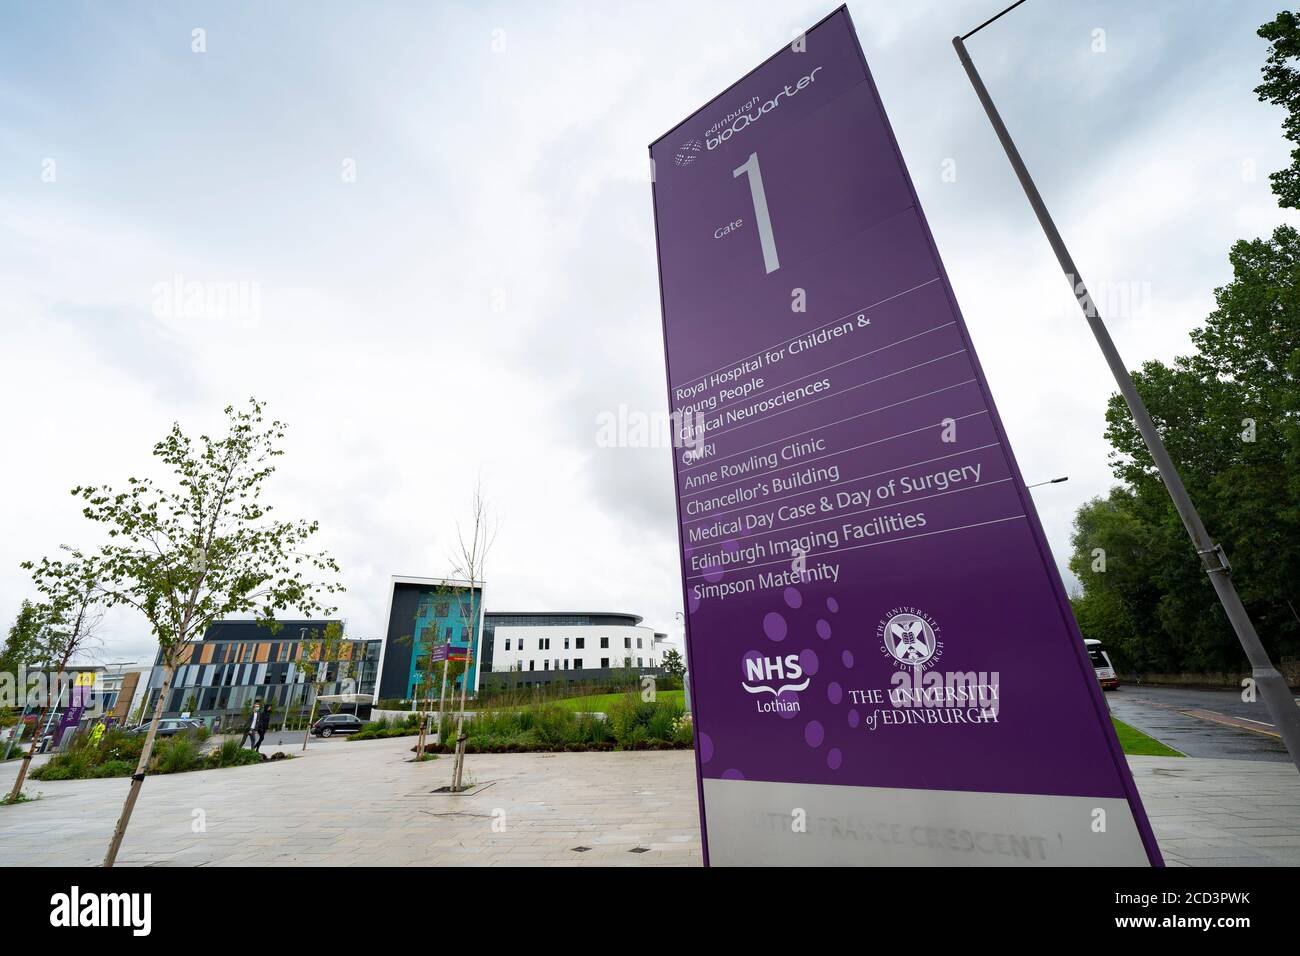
[{"xmin": 0, "ymin": 0, "xmax": 1293, "ymax": 662}]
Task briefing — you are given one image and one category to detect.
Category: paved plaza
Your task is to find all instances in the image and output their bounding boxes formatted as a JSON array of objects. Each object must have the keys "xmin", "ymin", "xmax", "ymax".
[
  {"xmin": 0, "ymin": 738, "xmax": 1297, "ymax": 866},
  {"xmin": 0, "ymin": 739, "xmax": 702, "ymax": 867}
]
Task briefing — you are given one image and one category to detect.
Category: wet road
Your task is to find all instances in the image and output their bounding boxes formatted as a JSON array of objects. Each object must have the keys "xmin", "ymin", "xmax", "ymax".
[{"xmin": 1108, "ymin": 684, "xmax": 1297, "ymax": 762}]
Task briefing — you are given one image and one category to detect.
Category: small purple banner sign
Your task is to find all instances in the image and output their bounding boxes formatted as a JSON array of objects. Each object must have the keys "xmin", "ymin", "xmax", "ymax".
[
  {"xmin": 430, "ymin": 645, "xmax": 450, "ymax": 664},
  {"xmin": 55, "ymin": 681, "xmax": 91, "ymax": 742},
  {"xmin": 649, "ymin": 6, "xmax": 1159, "ymax": 866},
  {"xmin": 55, "ymin": 704, "xmax": 84, "ymax": 740}
]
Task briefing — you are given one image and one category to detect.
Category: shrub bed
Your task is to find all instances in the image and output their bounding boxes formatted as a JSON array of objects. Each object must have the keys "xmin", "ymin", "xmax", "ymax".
[
  {"xmin": 349, "ymin": 714, "xmax": 423, "ymax": 740},
  {"xmin": 410, "ymin": 695, "xmax": 694, "ymax": 756},
  {"xmin": 30, "ymin": 727, "xmax": 289, "ymax": 781}
]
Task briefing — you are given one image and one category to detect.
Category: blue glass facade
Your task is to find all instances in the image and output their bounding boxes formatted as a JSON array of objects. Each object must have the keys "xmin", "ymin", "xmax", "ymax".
[
  {"xmin": 406, "ymin": 587, "xmax": 483, "ymax": 698},
  {"xmin": 377, "ymin": 580, "xmax": 484, "ymax": 701}
]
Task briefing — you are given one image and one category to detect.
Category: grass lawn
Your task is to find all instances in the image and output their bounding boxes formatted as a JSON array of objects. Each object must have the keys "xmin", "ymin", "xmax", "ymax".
[
  {"xmin": 479, "ymin": 690, "xmax": 686, "ymax": 713},
  {"xmin": 1112, "ymin": 717, "xmax": 1183, "ymax": 757},
  {"xmin": 532, "ymin": 690, "xmax": 685, "ymax": 713}
]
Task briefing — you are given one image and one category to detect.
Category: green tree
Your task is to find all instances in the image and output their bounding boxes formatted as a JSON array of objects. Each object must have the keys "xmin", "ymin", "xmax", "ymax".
[
  {"xmin": 1, "ymin": 601, "xmax": 52, "ymax": 762},
  {"xmin": 1256, "ymin": 12, "xmax": 1300, "ymax": 208},
  {"xmin": 1076, "ymin": 225, "xmax": 1300, "ymax": 672},
  {"xmin": 65, "ymin": 399, "xmax": 342, "ymax": 866},
  {"xmin": 0, "ymin": 600, "xmax": 47, "ymax": 679},
  {"xmin": 1068, "ymin": 489, "xmax": 1183, "ymax": 672},
  {"xmin": 661, "ymin": 647, "xmax": 686, "ymax": 678},
  {"xmin": 6, "ymin": 560, "xmax": 102, "ymax": 802}
]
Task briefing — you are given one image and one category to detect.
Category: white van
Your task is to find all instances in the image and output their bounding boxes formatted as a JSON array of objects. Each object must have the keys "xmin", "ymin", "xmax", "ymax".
[{"xmin": 1085, "ymin": 639, "xmax": 1119, "ymax": 691}]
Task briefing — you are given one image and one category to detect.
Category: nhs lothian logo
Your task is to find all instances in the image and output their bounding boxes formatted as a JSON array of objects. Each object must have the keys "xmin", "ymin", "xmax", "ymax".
[
  {"xmin": 742, "ymin": 653, "xmax": 809, "ymax": 697},
  {"xmin": 878, "ymin": 607, "xmax": 944, "ymax": 671}
]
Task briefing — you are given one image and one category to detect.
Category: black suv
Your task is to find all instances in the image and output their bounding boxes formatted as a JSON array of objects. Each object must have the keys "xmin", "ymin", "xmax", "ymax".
[{"xmin": 311, "ymin": 714, "xmax": 364, "ymax": 738}]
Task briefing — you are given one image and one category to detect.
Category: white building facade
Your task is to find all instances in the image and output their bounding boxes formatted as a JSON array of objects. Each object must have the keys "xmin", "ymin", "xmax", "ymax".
[{"xmin": 484, "ymin": 612, "xmax": 664, "ymax": 676}]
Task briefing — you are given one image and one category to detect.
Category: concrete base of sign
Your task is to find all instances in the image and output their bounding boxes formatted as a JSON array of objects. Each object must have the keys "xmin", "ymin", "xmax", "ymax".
[{"xmin": 702, "ymin": 778, "xmax": 1151, "ymax": 866}]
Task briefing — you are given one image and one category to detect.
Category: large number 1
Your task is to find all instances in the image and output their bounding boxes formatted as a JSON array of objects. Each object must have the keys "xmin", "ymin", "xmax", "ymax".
[{"xmin": 733, "ymin": 151, "xmax": 780, "ymax": 274}]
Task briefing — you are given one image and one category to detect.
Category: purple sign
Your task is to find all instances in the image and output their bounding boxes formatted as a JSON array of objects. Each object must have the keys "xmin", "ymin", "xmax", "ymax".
[
  {"xmin": 429, "ymin": 644, "xmax": 450, "ymax": 664},
  {"xmin": 55, "ymin": 681, "xmax": 89, "ymax": 742},
  {"xmin": 55, "ymin": 704, "xmax": 84, "ymax": 739},
  {"xmin": 650, "ymin": 7, "xmax": 1159, "ymax": 866}
]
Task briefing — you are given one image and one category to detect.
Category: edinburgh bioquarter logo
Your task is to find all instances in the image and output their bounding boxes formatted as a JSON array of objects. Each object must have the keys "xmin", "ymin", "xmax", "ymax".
[
  {"xmin": 673, "ymin": 64, "xmax": 825, "ymax": 175},
  {"xmin": 674, "ymin": 138, "xmax": 703, "ymax": 167},
  {"xmin": 878, "ymin": 606, "xmax": 943, "ymax": 671}
]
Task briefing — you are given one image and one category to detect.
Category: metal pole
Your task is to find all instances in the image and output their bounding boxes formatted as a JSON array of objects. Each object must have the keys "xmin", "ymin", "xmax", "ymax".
[
  {"xmin": 953, "ymin": 34, "xmax": 1300, "ymax": 774},
  {"xmin": 436, "ymin": 655, "xmax": 449, "ymax": 745},
  {"xmin": 3, "ymin": 699, "xmax": 29, "ymax": 762},
  {"xmin": 41, "ymin": 678, "xmax": 66, "ymax": 751}
]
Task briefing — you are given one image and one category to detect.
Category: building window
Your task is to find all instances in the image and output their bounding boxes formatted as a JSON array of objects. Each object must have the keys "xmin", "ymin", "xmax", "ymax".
[
  {"xmin": 564, "ymin": 637, "xmax": 570, "ymax": 650},
  {"xmin": 574, "ymin": 659, "xmax": 582, "ymax": 669},
  {"xmin": 518, "ymin": 639, "xmax": 525, "ymax": 651},
  {"xmin": 624, "ymin": 637, "xmax": 631, "ymax": 648},
  {"xmin": 576, "ymin": 637, "xmax": 585, "ymax": 649},
  {"xmin": 601, "ymin": 658, "xmax": 609, "ymax": 668},
  {"xmin": 638, "ymin": 658, "xmax": 643, "ymax": 667},
  {"xmin": 529, "ymin": 660, "xmax": 535, "ymax": 671},
  {"xmin": 637, "ymin": 638, "xmax": 643, "ymax": 648},
  {"xmin": 505, "ymin": 639, "xmax": 511, "ymax": 651},
  {"xmin": 600, "ymin": 637, "xmax": 609, "ymax": 649},
  {"xmin": 564, "ymin": 659, "xmax": 569, "ymax": 669},
  {"xmin": 543, "ymin": 661, "xmax": 549, "ymax": 671}
]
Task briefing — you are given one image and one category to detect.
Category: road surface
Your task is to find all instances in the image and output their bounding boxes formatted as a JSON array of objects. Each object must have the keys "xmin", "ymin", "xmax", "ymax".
[{"xmin": 1108, "ymin": 684, "xmax": 1297, "ymax": 762}]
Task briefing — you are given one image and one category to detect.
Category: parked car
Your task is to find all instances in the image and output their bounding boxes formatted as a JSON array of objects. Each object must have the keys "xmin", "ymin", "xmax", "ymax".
[
  {"xmin": 128, "ymin": 718, "xmax": 203, "ymax": 737},
  {"xmin": 1085, "ymin": 639, "xmax": 1120, "ymax": 691},
  {"xmin": 311, "ymin": 714, "xmax": 364, "ymax": 738}
]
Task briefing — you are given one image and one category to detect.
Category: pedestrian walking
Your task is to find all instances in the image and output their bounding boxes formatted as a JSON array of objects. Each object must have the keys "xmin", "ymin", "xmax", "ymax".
[
  {"xmin": 243, "ymin": 701, "xmax": 268, "ymax": 750},
  {"xmin": 252, "ymin": 701, "xmax": 269, "ymax": 752}
]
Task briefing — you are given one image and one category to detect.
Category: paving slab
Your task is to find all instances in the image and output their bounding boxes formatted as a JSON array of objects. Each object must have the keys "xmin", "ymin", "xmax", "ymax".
[{"xmin": 1, "ymin": 740, "xmax": 1296, "ymax": 866}]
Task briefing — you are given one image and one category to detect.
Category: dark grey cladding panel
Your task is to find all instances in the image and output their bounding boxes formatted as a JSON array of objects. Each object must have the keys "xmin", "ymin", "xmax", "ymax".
[{"xmin": 377, "ymin": 584, "xmax": 423, "ymax": 700}]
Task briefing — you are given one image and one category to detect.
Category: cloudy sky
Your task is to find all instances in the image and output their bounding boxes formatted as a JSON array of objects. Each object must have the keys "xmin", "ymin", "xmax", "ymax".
[{"xmin": 2, "ymin": 0, "xmax": 1297, "ymax": 665}]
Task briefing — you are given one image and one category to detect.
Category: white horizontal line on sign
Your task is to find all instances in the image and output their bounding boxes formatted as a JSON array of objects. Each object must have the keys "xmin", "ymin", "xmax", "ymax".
[
  {"xmin": 683, "ymin": 442, "xmax": 1004, "ymax": 525},
  {"xmin": 691, "ymin": 349, "xmax": 971, "ymax": 445},
  {"xmin": 672, "ymin": 276, "xmax": 942, "ymax": 391},
  {"xmin": 680, "ymin": 377, "xmax": 982, "ymax": 472},
  {"xmin": 687, "ymin": 478, "xmax": 1014, "ymax": 553},
  {"xmin": 681, "ymin": 409, "xmax": 990, "ymax": 500},
  {"xmin": 685, "ymin": 513, "xmax": 1028, "ymax": 581},
  {"xmin": 699, "ymin": 321, "xmax": 958, "ymax": 417}
]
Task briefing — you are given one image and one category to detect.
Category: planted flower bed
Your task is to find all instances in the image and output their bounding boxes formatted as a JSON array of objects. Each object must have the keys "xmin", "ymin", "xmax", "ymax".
[
  {"xmin": 29, "ymin": 728, "xmax": 290, "ymax": 782},
  {"xmin": 410, "ymin": 695, "xmax": 694, "ymax": 755}
]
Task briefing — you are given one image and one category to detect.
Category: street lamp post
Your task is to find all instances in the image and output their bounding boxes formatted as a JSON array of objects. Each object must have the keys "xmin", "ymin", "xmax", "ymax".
[{"xmin": 953, "ymin": 3, "xmax": 1300, "ymax": 774}]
